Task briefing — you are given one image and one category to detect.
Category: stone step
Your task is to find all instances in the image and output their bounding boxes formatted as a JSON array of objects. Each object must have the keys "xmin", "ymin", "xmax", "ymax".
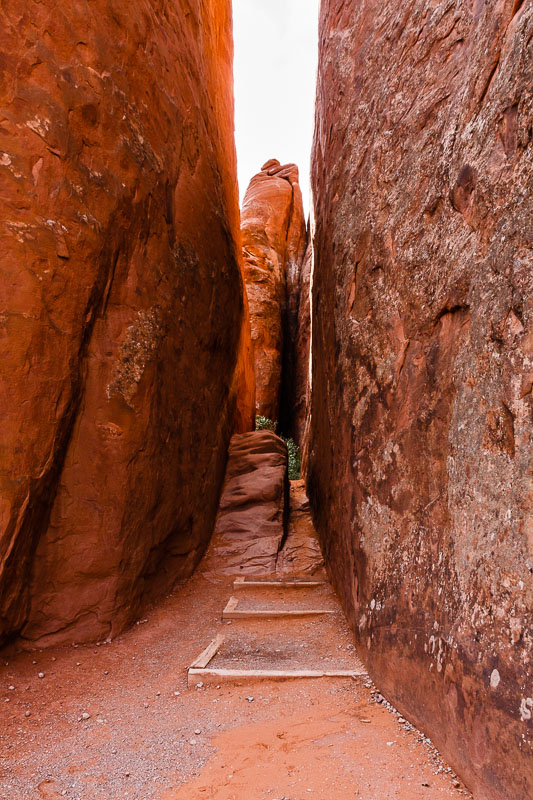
[
  {"xmin": 222, "ymin": 596, "xmax": 336, "ymax": 620},
  {"xmin": 187, "ymin": 667, "xmax": 366, "ymax": 687},
  {"xmin": 233, "ymin": 577, "xmax": 327, "ymax": 589}
]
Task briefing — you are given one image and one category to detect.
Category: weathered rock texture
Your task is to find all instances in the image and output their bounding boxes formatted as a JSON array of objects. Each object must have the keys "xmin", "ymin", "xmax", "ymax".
[
  {"xmin": 202, "ymin": 431, "xmax": 289, "ymax": 577},
  {"xmin": 288, "ymin": 238, "xmax": 313, "ymax": 447},
  {"xmin": 231, "ymin": 289, "xmax": 256, "ymax": 435},
  {"xmin": 309, "ymin": 2, "xmax": 532, "ymax": 798},
  {"xmin": 0, "ymin": 0, "xmax": 253, "ymax": 647},
  {"xmin": 241, "ymin": 160, "xmax": 307, "ymax": 423},
  {"xmin": 276, "ymin": 480, "xmax": 325, "ymax": 579}
]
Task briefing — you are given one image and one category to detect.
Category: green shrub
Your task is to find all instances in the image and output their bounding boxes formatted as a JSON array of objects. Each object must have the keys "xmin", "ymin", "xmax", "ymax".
[
  {"xmin": 285, "ymin": 436, "xmax": 301, "ymax": 481},
  {"xmin": 255, "ymin": 415, "xmax": 301, "ymax": 480},
  {"xmin": 255, "ymin": 415, "xmax": 276, "ymax": 432}
]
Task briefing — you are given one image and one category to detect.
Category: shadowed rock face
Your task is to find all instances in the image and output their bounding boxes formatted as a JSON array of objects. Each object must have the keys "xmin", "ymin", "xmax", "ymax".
[
  {"xmin": 309, "ymin": 1, "xmax": 532, "ymax": 798},
  {"xmin": 289, "ymin": 238, "xmax": 312, "ymax": 448},
  {"xmin": 241, "ymin": 159, "xmax": 307, "ymax": 423},
  {"xmin": 0, "ymin": 0, "xmax": 253, "ymax": 647}
]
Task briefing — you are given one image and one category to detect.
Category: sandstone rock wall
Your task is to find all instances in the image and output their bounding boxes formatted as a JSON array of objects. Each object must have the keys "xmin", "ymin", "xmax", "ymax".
[
  {"xmin": 241, "ymin": 159, "xmax": 307, "ymax": 423},
  {"xmin": 0, "ymin": 0, "xmax": 253, "ymax": 647},
  {"xmin": 289, "ymin": 238, "xmax": 312, "ymax": 447},
  {"xmin": 309, "ymin": 1, "xmax": 533, "ymax": 798}
]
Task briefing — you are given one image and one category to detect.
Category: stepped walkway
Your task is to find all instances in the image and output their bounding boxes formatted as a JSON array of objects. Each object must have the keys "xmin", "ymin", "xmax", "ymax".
[{"xmin": 0, "ymin": 465, "xmax": 470, "ymax": 798}]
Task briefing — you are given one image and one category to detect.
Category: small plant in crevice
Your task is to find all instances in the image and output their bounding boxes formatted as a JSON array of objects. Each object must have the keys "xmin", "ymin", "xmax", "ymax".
[
  {"xmin": 255, "ymin": 415, "xmax": 301, "ymax": 480},
  {"xmin": 255, "ymin": 414, "xmax": 276, "ymax": 432},
  {"xmin": 284, "ymin": 436, "xmax": 302, "ymax": 481}
]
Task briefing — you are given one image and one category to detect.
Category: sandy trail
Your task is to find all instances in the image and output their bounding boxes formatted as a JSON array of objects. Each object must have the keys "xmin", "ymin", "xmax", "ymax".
[{"xmin": 0, "ymin": 483, "xmax": 470, "ymax": 799}]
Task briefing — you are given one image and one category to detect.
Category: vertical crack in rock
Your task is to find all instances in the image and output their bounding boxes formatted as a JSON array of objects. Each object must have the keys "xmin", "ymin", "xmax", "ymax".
[{"xmin": 0, "ymin": 212, "xmax": 124, "ymax": 644}]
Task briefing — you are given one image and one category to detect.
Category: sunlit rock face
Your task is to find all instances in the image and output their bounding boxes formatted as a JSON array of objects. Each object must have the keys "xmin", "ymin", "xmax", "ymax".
[
  {"xmin": 0, "ymin": 0, "xmax": 253, "ymax": 647},
  {"xmin": 241, "ymin": 159, "xmax": 307, "ymax": 423},
  {"xmin": 309, "ymin": 1, "xmax": 532, "ymax": 798}
]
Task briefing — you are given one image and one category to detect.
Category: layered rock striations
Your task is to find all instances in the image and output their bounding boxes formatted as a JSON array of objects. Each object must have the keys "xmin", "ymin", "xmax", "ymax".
[
  {"xmin": 202, "ymin": 430, "xmax": 289, "ymax": 577},
  {"xmin": 0, "ymin": 0, "xmax": 253, "ymax": 647},
  {"xmin": 241, "ymin": 159, "xmax": 307, "ymax": 423},
  {"xmin": 309, "ymin": 2, "xmax": 533, "ymax": 798}
]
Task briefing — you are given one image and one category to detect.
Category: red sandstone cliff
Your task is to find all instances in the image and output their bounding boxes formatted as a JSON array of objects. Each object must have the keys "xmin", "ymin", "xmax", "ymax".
[
  {"xmin": 0, "ymin": 0, "xmax": 253, "ymax": 647},
  {"xmin": 241, "ymin": 159, "xmax": 307, "ymax": 423},
  {"xmin": 309, "ymin": 2, "xmax": 532, "ymax": 798}
]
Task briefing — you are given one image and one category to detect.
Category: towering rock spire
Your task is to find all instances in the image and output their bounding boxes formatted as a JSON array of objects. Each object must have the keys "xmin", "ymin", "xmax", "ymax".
[{"xmin": 241, "ymin": 159, "xmax": 307, "ymax": 424}]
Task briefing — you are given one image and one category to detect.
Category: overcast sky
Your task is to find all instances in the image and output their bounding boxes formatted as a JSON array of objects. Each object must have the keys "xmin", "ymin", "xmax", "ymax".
[{"xmin": 233, "ymin": 0, "xmax": 320, "ymax": 217}]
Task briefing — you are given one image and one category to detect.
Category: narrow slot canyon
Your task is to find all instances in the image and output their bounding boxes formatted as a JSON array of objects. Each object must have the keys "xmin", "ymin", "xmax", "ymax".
[{"xmin": 0, "ymin": 2, "xmax": 531, "ymax": 799}]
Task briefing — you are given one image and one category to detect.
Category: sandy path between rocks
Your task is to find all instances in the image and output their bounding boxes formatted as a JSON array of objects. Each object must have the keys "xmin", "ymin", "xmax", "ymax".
[{"xmin": 0, "ymin": 484, "xmax": 471, "ymax": 799}]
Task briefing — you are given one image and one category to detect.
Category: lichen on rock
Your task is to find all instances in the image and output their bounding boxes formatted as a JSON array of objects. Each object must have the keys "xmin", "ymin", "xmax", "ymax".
[{"xmin": 107, "ymin": 308, "xmax": 163, "ymax": 405}]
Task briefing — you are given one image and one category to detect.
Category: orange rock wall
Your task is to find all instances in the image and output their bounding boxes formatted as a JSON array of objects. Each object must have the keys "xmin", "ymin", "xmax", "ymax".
[
  {"xmin": 309, "ymin": 1, "xmax": 532, "ymax": 798},
  {"xmin": 241, "ymin": 160, "xmax": 307, "ymax": 423},
  {"xmin": 0, "ymin": 0, "xmax": 253, "ymax": 647},
  {"xmin": 231, "ymin": 281, "xmax": 256, "ymax": 435},
  {"xmin": 287, "ymin": 238, "xmax": 312, "ymax": 447}
]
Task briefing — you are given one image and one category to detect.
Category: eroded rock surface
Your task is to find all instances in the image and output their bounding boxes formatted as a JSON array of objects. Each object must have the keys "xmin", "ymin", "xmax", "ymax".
[
  {"xmin": 309, "ymin": 2, "xmax": 533, "ymax": 798},
  {"xmin": 241, "ymin": 159, "xmax": 307, "ymax": 422},
  {"xmin": 289, "ymin": 239, "xmax": 312, "ymax": 448},
  {"xmin": 0, "ymin": 0, "xmax": 253, "ymax": 647},
  {"xmin": 276, "ymin": 480, "xmax": 325, "ymax": 579},
  {"xmin": 202, "ymin": 431, "xmax": 289, "ymax": 577}
]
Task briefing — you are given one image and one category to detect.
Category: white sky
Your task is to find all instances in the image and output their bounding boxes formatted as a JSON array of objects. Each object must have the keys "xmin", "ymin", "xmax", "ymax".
[{"xmin": 233, "ymin": 0, "xmax": 320, "ymax": 218}]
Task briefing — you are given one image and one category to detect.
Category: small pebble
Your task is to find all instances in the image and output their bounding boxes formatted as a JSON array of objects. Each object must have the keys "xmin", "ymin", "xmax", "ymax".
[
  {"xmin": 189, "ymin": 738, "xmax": 197, "ymax": 746},
  {"xmin": 246, "ymin": 696, "xmax": 254, "ymax": 702},
  {"xmin": 79, "ymin": 712, "xmax": 91, "ymax": 721},
  {"xmin": 8, "ymin": 685, "xmax": 14, "ymax": 691},
  {"xmin": 174, "ymin": 691, "xmax": 180, "ymax": 696},
  {"xmin": 196, "ymin": 682, "xmax": 204, "ymax": 688},
  {"xmin": 156, "ymin": 691, "xmax": 160, "ymax": 696},
  {"xmin": 25, "ymin": 711, "xmax": 31, "ymax": 718},
  {"xmin": 38, "ymin": 672, "xmax": 45, "ymax": 679},
  {"xmin": 104, "ymin": 671, "xmax": 109, "ymax": 675},
  {"xmin": 194, "ymin": 729, "xmax": 201, "ymax": 735}
]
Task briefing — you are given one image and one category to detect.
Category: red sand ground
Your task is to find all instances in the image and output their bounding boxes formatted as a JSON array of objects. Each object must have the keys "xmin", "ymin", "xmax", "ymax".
[{"xmin": 0, "ymin": 486, "xmax": 472, "ymax": 800}]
